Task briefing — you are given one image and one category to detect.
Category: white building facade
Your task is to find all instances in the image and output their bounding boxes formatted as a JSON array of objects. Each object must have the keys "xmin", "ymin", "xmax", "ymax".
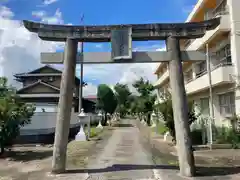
[{"xmin": 153, "ymin": 0, "xmax": 240, "ymax": 127}]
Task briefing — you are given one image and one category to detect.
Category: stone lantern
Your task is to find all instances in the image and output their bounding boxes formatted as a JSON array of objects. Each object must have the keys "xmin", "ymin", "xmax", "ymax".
[
  {"xmin": 75, "ymin": 108, "xmax": 87, "ymax": 141},
  {"xmin": 96, "ymin": 111, "xmax": 103, "ymax": 129}
]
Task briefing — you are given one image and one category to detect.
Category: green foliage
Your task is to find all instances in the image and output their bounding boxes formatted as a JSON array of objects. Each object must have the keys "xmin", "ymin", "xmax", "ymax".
[
  {"xmin": 132, "ymin": 77, "xmax": 154, "ymax": 97},
  {"xmin": 114, "ymin": 83, "xmax": 131, "ymax": 117},
  {"xmin": 131, "ymin": 77, "xmax": 156, "ymax": 125},
  {"xmin": 155, "ymin": 96, "xmax": 198, "ymax": 143},
  {"xmin": 84, "ymin": 127, "xmax": 103, "ymax": 138},
  {"xmin": 156, "ymin": 121, "xmax": 168, "ymax": 135},
  {"xmin": 0, "ymin": 77, "xmax": 35, "ymax": 154},
  {"xmin": 97, "ymin": 84, "xmax": 117, "ymax": 115},
  {"xmin": 215, "ymin": 126, "xmax": 240, "ymax": 148},
  {"xmin": 96, "ymin": 84, "xmax": 117, "ymax": 125}
]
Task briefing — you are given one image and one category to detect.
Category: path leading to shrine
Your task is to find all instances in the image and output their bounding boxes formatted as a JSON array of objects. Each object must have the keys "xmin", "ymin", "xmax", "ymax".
[
  {"xmin": 1, "ymin": 119, "xmax": 239, "ymax": 180},
  {"xmin": 87, "ymin": 119, "xmax": 162, "ymax": 180},
  {"xmin": 85, "ymin": 119, "xmax": 240, "ymax": 180}
]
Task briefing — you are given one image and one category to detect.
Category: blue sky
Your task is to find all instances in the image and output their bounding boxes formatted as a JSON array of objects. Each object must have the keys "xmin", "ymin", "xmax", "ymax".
[
  {"xmin": 0, "ymin": 0, "xmax": 198, "ymax": 95},
  {"xmin": 2, "ymin": 0, "xmax": 197, "ymax": 52}
]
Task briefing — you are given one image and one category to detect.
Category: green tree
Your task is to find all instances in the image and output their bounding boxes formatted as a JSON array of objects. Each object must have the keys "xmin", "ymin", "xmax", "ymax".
[
  {"xmin": 0, "ymin": 77, "xmax": 35, "ymax": 155},
  {"xmin": 155, "ymin": 91, "xmax": 198, "ymax": 144},
  {"xmin": 114, "ymin": 83, "xmax": 131, "ymax": 117},
  {"xmin": 132, "ymin": 77, "xmax": 156, "ymax": 125},
  {"xmin": 97, "ymin": 84, "xmax": 117, "ymax": 125}
]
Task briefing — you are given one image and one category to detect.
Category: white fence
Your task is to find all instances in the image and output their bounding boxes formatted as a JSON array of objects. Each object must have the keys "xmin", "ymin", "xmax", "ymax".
[{"xmin": 20, "ymin": 112, "xmax": 100, "ymax": 135}]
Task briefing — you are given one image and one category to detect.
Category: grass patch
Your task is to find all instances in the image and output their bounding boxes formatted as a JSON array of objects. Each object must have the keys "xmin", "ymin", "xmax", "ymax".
[
  {"xmin": 67, "ymin": 141, "xmax": 94, "ymax": 168},
  {"xmin": 84, "ymin": 127, "xmax": 103, "ymax": 138},
  {"xmin": 66, "ymin": 126, "xmax": 113, "ymax": 169},
  {"xmin": 155, "ymin": 121, "xmax": 168, "ymax": 135}
]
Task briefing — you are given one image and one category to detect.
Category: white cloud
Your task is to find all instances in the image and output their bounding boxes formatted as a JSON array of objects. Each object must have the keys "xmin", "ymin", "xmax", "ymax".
[
  {"xmin": 81, "ymin": 63, "xmax": 159, "ymax": 94},
  {"xmin": 32, "ymin": 10, "xmax": 47, "ymax": 18},
  {"xmin": 81, "ymin": 44, "xmax": 165, "ymax": 93},
  {"xmin": 0, "ymin": 6, "xmax": 63, "ymax": 87},
  {"xmin": 83, "ymin": 83, "xmax": 97, "ymax": 96},
  {"xmin": 0, "ymin": 6, "xmax": 14, "ymax": 19},
  {"xmin": 41, "ymin": 8, "xmax": 63, "ymax": 24},
  {"xmin": 156, "ymin": 46, "xmax": 166, "ymax": 51},
  {"xmin": 43, "ymin": 0, "xmax": 58, "ymax": 6}
]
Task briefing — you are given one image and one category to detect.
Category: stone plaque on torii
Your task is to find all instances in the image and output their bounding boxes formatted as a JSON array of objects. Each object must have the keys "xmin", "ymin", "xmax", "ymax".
[{"xmin": 23, "ymin": 17, "xmax": 220, "ymax": 177}]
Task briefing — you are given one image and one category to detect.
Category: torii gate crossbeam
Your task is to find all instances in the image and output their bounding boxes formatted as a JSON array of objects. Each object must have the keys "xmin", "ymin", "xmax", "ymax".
[{"xmin": 23, "ymin": 18, "xmax": 220, "ymax": 177}]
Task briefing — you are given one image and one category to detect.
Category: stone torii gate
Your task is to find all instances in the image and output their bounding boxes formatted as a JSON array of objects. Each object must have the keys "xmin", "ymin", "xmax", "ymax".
[{"xmin": 23, "ymin": 18, "xmax": 220, "ymax": 177}]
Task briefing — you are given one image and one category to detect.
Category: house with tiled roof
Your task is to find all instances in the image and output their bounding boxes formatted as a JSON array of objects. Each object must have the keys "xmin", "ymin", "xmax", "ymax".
[
  {"xmin": 14, "ymin": 65, "xmax": 96, "ymax": 144},
  {"xmin": 14, "ymin": 65, "xmax": 95, "ymax": 113}
]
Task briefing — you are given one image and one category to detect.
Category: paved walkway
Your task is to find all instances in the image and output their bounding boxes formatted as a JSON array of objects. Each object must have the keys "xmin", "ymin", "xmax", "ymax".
[
  {"xmin": 85, "ymin": 119, "xmax": 240, "ymax": 180},
  {"xmin": 87, "ymin": 120, "xmax": 161, "ymax": 180}
]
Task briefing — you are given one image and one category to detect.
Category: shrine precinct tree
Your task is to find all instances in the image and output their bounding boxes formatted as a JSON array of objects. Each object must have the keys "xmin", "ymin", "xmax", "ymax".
[
  {"xmin": 96, "ymin": 84, "xmax": 117, "ymax": 125},
  {"xmin": 132, "ymin": 77, "xmax": 156, "ymax": 125},
  {"xmin": 0, "ymin": 77, "xmax": 35, "ymax": 155},
  {"xmin": 114, "ymin": 83, "xmax": 131, "ymax": 117}
]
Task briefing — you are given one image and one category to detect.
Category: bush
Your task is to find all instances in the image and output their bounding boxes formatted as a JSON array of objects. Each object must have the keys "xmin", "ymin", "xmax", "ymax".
[
  {"xmin": 84, "ymin": 127, "xmax": 103, "ymax": 138},
  {"xmin": 155, "ymin": 99, "xmax": 197, "ymax": 144},
  {"xmin": 156, "ymin": 121, "xmax": 168, "ymax": 135},
  {"xmin": 215, "ymin": 126, "xmax": 240, "ymax": 148},
  {"xmin": 0, "ymin": 77, "xmax": 35, "ymax": 155}
]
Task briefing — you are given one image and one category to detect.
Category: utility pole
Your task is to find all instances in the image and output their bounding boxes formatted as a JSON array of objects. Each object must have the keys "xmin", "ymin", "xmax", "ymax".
[
  {"xmin": 206, "ymin": 44, "xmax": 214, "ymax": 148},
  {"xmin": 79, "ymin": 14, "xmax": 84, "ymax": 112}
]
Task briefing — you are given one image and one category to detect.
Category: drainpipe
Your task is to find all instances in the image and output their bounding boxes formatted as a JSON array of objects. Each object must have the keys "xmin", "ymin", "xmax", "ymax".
[{"xmin": 206, "ymin": 44, "xmax": 214, "ymax": 149}]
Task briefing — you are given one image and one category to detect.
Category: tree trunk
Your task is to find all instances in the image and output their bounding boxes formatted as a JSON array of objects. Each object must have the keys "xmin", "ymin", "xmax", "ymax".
[
  {"xmin": 167, "ymin": 36, "xmax": 195, "ymax": 177},
  {"xmin": 147, "ymin": 113, "xmax": 151, "ymax": 126}
]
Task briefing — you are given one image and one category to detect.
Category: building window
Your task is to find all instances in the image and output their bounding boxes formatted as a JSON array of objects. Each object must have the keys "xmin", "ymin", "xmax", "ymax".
[
  {"xmin": 215, "ymin": 44, "xmax": 231, "ymax": 65},
  {"xmin": 219, "ymin": 92, "xmax": 235, "ymax": 116},
  {"xmin": 196, "ymin": 60, "xmax": 207, "ymax": 77},
  {"xmin": 184, "ymin": 69, "xmax": 193, "ymax": 83},
  {"xmin": 200, "ymin": 98, "xmax": 210, "ymax": 116}
]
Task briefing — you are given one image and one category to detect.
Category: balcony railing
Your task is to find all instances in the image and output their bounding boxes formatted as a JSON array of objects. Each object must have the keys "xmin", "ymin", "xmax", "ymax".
[
  {"xmin": 196, "ymin": 69, "xmax": 207, "ymax": 78},
  {"xmin": 212, "ymin": 0, "xmax": 228, "ymax": 17},
  {"xmin": 186, "ymin": 60, "xmax": 233, "ymax": 83},
  {"xmin": 204, "ymin": 0, "xmax": 228, "ymax": 21},
  {"xmin": 184, "ymin": 77, "xmax": 193, "ymax": 84}
]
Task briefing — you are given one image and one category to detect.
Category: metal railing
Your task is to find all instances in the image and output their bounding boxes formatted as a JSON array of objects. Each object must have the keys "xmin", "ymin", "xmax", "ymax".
[
  {"xmin": 212, "ymin": 0, "xmax": 228, "ymax": 17},
  {"xmin": 184, "ymin": 0, "xmax": 228, "ymax": 49},
  {"xmin": 204, "ymin": 0, "xmax": 228, "ymax": 20},
  {"xmin": 186, "ymin": 60, "xmax": 233, "ymax": 84}
]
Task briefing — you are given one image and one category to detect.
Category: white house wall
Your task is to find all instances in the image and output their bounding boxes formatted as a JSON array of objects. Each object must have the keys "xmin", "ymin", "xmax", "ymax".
[{"xmin": 20, "ymin": 112, "xmax": 100, "ymax": 135}]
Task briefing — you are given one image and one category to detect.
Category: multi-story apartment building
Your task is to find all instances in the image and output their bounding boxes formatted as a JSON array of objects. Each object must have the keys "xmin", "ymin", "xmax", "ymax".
[{"xmin": 153, "ymin": 0, "xmax": 240, "ymax": 127}]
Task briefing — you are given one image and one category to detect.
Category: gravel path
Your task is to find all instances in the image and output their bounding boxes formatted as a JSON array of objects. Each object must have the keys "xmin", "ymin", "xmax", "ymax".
[{"xmin": 87, "ymin": 119, "xmax": 161, "ymax": 180}]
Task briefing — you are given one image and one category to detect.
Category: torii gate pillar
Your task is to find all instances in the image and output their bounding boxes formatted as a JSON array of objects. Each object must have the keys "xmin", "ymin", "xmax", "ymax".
[
  {"xmin": 52, "ymin": 38, "xmax": 78, "ymax": 173},
  {"xmin": 167, "ymin": 36, "xmax": 195, "ymax": 176}
]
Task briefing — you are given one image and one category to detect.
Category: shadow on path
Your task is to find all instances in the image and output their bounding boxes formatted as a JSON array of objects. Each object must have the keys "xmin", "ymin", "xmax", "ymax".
[
  {"xmin": 2, "ymin": 150, "xmax": 53, "ymax": 162},
  {"xmin": 112, "ymin": 124, "xmax": 134, "ymax": 127},
  {"xmin": 64, "ymin": 164, "xmax": 240, "ymax": 177}
]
